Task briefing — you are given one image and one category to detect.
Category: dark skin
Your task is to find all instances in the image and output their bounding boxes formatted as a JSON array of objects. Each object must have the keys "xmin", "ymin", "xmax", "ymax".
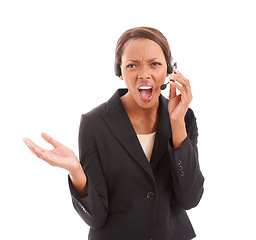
[
  {"xmin": 119, "ymin": 38, "xmax": 167, "ymax": 134},
  {"xmin": 121, "ymin": 95, "xmax": 159, "ymax": 134}
]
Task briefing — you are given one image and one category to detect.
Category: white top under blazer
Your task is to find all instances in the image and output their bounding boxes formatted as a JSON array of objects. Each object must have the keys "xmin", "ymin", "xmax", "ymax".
[{"xmin": 137, "ymin": 132, "xmax": 156, "ymax": 161}]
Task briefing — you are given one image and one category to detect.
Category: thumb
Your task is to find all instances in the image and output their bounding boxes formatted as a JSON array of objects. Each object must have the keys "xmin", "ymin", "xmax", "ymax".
[{"xmin": 41, "ymin": 132, "xmax": 61, "ymax": 148}]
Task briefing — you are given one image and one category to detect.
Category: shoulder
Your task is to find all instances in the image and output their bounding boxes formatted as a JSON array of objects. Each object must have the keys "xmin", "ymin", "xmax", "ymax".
[
  {"xmin": 81, "ymin": 89, "xmax": 126, "ymax": 120},
  {"xmin": 77, "ymin": 102, "xmax": 106, "ymax": 134},
  {"xmin": 82, "ymin": 102, "xmax": 107, "ymax": 120},
  {"xmin": 80, "ymin": 89, "xmax": 125, "ymax": 125}
]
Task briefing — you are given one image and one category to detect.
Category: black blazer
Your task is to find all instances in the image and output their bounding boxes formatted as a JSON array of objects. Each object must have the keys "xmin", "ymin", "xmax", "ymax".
[{"xmin": 69, "ymin": 89, "xmax": 204, "ymax": 240}]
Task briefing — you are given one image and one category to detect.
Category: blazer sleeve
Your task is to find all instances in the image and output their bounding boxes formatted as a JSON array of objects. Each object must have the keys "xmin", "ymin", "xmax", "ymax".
[
  {"xmin": 168, "ymin": 108, "xmax": 204, "ymax": 210},
  {"xmin": 68, "ymin": 114, "xmax": 109, "ymax": 229}
]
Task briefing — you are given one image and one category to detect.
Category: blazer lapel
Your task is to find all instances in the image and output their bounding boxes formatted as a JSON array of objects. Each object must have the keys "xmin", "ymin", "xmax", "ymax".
[
  {"xmin": 150, "ymin": 95, "xmax": 172, "ymax": 170},
  {"xmin": 101, "ymin": 89, "xmax": 155, "ymax": 181}
]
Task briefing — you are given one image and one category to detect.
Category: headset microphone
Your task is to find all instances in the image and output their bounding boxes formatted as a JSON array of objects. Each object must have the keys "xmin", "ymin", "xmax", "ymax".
[
  {"xmin": 160, "ymin": 61, "xmax": 177, "ymax": 90},
  {"xmin": 160, "ymin": 82, "xmax": 169, "ymax": 90}
]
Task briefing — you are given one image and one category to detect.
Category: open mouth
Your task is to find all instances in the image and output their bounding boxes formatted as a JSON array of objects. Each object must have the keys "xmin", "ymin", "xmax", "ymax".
[{"xmin": 137, "ymin": 83, "xmax": 154, "ymax": 102}]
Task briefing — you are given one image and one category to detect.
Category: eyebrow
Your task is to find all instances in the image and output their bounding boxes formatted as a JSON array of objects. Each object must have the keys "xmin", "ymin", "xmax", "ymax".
[{"xmin": 126, "ymin": 58, "xmax": 163, "ymax": 63}]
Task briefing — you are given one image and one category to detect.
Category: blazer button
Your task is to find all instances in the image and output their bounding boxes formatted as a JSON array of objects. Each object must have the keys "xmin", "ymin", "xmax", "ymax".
[
  {"xmin": 177, "ymin": 160, "xmax": 182, "ymax": 165},
  {"xmin": 147, "ymin": 192, "xmax": 155, "ymax": 200},
  {"xmin": 180, "ymin": 170, "xmax": 185, "ymax": 176}
]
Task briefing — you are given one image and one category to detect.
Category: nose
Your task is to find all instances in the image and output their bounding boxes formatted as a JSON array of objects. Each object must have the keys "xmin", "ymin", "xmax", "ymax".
[{"xmin": 138, "ymin": 65, "xmax": 151, "ymax": 80}]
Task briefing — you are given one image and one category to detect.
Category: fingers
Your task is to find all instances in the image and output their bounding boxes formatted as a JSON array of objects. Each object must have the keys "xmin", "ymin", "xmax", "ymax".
[
  {"xmin": 169, "ymin": 70, "xmax": 193, "ymax": 102},
  {"xmin": 23, "ymin": 138, "xmax": 56, "ymax": 164},
  {"xmin": 169, "ymin": 80, "xmax": 176, "ymax": 99},
  {"xmin": 33, "ymin": 147, "xmax": 44, "ymax": 160},
  {"xmin": 23, "ymin": 137, "xmax": 37, "ymax": 148},
  {"xmin": 41, "ymin": 132, "xmax": 61, "ymax": 148},
  {"xmin": 23, "ymin": 135, "xmax": 62, "ymax": 167},
  {"xmin": 33, "ymin": 147, "xmax": 57, "ymax": 166},
  {"xmin": 23, "ymin": 137, "xmax": 44, "ymax": 159},
  {"xmin": 172, "ymin": 82, "xmax": 191, "ymax": 104}
]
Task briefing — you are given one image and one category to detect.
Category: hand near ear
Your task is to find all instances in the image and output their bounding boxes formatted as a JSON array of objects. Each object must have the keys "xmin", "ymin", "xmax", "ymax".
[
  {"xmin": 168, "ymin": 69, "xmax": 193, "ymax": 148},
  {"xmin": 23, "ymin": 133, "xmax": 79, "ymax": 174},
  {"xmin": 168, "ymin": 69, "xmax": 193, "ymax": 122}
]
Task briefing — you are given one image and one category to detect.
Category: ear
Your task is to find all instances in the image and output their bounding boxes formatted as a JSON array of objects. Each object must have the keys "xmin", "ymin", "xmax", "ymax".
[{"xmin": 120, "ymin": 75, "xmax": 123, "ymax": 80}]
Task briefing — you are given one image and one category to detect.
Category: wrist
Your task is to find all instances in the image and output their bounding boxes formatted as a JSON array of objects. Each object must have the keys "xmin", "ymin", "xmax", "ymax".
[
  {"xmin": 169, "ymin": 111, "xmax": 186, "ymax": 122},
  {"xmin": 170, "ymin": 117, "xmax": 185, "ymax": 126},
  {"xmin": 68, "ymin": 158, "xmax": 82, "ymax": 176},
  {"xmin": 170, "ymin": 118, "xmax": 187, "ymax": 149},
  {"xmin": 68, "ymin": 162, "xmax": 87, "ymax": 198}
]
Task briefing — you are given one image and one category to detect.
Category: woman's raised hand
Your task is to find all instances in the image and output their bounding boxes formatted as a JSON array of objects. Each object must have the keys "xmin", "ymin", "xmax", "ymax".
[
  {"xmin": 168, "ymin": 69, "xmax": 193, "ymax": 122},
  {"xmin": 23, "ymin": 133, "xmax": 80, "ymax": 174}
]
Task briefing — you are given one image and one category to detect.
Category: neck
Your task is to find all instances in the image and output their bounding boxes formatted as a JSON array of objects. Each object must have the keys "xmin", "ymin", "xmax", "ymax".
[
  {"xmin": 120, "ymin": 92, "xmax": 160, "ymax": 134},
  {"xmin": 120, "ymin": 93, "xmax": 159, "ymax": 119}
]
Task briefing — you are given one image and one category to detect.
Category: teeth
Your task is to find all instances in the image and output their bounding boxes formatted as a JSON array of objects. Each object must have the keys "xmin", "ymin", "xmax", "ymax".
[{"xmin": 139, "ymin": 86, "xmax": 152, "ymax": 90}]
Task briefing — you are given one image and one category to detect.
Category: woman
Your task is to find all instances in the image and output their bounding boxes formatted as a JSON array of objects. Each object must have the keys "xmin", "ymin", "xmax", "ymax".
[{"xmin": 24, "ymin": 27, "xmax": 204, "ymax": 240}]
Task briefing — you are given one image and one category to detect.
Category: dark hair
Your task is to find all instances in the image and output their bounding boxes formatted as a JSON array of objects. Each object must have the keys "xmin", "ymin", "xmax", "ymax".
[{"xmin": 114, "ymin": 27, "xmax": 172, "ymax": 76}]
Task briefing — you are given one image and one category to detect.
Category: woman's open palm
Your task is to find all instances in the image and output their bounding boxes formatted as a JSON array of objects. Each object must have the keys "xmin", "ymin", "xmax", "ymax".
[{"xmin": 23, "ymin": 132, "xmax": 79, "ymax": 173}]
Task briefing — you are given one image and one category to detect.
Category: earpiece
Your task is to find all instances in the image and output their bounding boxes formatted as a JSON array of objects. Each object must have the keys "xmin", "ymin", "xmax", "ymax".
[
  {"xmin": 167, "ymin": 56, "xmax": 176, "ymax": 75},
  {"xmin": 160, "ymin": 60, "xmax": 177, "ymax": 90},
  {"xmin": 114, "ymin": 56, "xmax": 176, "ymax": 77},
  {"xmin": 115, "ymin": 62, "xmax": 122, "ymax": 77}
]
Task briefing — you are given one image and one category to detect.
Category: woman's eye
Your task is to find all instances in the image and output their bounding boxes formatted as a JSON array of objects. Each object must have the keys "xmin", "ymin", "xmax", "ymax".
[
  {"xmin": 151, "ymin": 62, "xmax": 162, "ymax": 66},
  {"xmin": 126, "ymin": 64, "xmax": 137, "ymax": 68}
]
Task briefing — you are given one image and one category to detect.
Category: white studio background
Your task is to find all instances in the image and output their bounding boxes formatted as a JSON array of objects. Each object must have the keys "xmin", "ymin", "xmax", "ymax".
[{"xmin": 0, "ymin": 0, "xmax": 255, "ymax": 239}]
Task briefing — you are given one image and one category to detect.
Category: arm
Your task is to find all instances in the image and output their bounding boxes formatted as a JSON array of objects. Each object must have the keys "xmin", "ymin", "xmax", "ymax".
[
  {"xmin": 170, "ymin": 119, "xmax": 187, "ymax": 149},
  {"xmin": 23, "ymin": 123, "xmax": 108, "ymax": 228},
  {"xmin": 169, "ymin": 109, "xmax": 204, "ymax": 210},
  {"xmin": 167, "ymin": 70, "xmax": 204, "ymax": 209},
  {"xmin": 68, "ymin": 115, "xmax": 108, "ymax": 228},
  {"xmin": 168, "ymin": 68, "xmax": 192, "ymax": 149},
  {"xmin": 69, "ymin": 163, "xmax": 87, "ymax": 198}
]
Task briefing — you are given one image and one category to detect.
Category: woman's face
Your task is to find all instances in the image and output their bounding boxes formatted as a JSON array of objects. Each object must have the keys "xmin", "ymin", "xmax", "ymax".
[{"xmin": 120, "ymin": 38, "xmax": 168, "ymax": 110}]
